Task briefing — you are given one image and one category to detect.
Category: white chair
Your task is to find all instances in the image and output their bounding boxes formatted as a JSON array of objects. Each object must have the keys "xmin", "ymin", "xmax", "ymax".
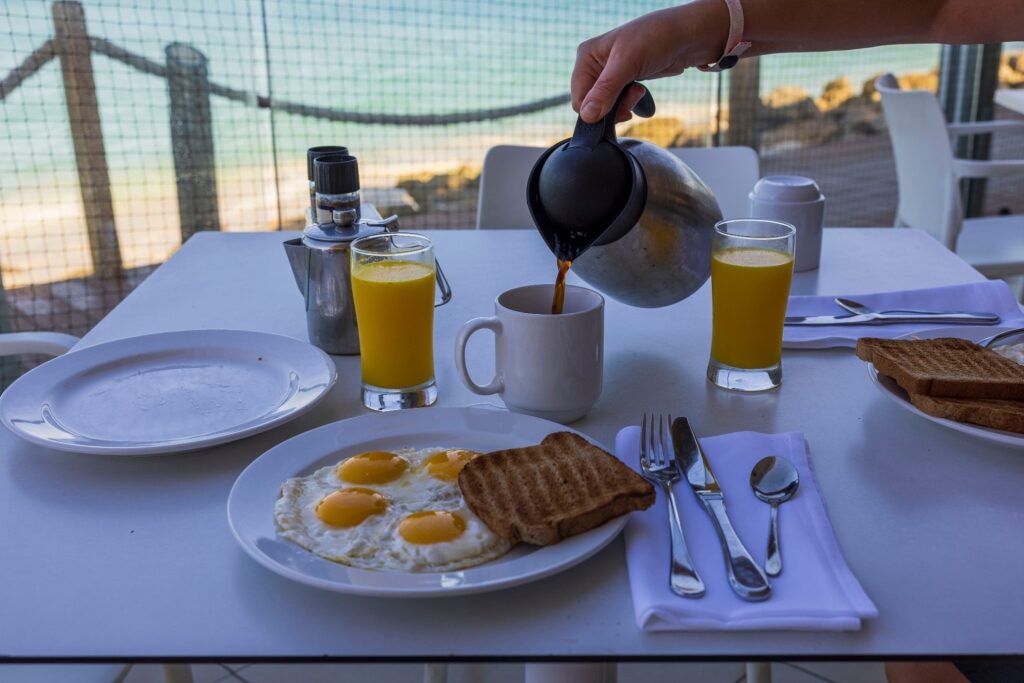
[
  {"xmin": 476, "ymin": 144, "xmax": 759, "ymax": 229},
  {"xmin": 876, "ymin": 72, "xmax": 1024, "ymax": 278}
]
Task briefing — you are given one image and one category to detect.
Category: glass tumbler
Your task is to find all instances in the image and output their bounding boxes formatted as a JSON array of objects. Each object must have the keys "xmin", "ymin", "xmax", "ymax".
[
  {"xmin": 707, "ymin": 219, "xmax": 796, "ymax": 392},
  {"xmin": 350, "ymin": 233, "xmax": 452, "ymax": 411}
]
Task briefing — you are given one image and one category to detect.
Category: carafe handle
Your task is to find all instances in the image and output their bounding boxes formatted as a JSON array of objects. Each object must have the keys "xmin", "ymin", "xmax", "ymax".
[
  {"xmin": 567, "ymin": 82, "xmax": 656, "ymax": 150},
  {"xmin": 435, "ymin": 258, "xmax": 452, "ymax": 307}
]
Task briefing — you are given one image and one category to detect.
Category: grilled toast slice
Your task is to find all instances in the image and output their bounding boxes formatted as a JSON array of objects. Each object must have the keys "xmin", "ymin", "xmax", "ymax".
[
  {"xmin": 458, "ymin": 431, "xmax": 654, "ymax": 546},
  {"xmin": 855, "ymin": 337, "xmax": 1024, "ymax": 400},
  {"xmin": 908, "ymin": 393, "xmax": 1024, "ymax": 434}
]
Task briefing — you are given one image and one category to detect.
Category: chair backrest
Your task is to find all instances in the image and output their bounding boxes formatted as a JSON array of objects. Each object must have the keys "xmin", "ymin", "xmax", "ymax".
[
  {"xmin": 475, "ymin": 144, "xmax": 760, "ymax": 229},
  {"xmin": 669, "ymin": 146, "xmax": 759, "ymax": 220},
  {"xmin": 875, "ymin": 73, "xmax": 962, "ymax": 247}
]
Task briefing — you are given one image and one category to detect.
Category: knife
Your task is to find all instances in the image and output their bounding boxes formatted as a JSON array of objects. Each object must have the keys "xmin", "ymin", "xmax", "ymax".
[
  {"xmin": 671, "ymin": 417, "xmax": 771, "ymax": 602},
  {"xmin": 784, "ymin": 311, "xmax": 1000, "ymax": 326}
]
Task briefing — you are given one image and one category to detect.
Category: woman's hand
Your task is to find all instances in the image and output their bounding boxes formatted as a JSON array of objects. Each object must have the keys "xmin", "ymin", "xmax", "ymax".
[{"xmin": 571, "ymin": 2, "xmax": 729, "ymax": 123}]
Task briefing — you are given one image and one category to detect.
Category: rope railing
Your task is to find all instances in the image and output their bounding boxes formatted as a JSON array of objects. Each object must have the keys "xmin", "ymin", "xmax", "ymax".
[
  {"xmin": 0, "ymin": 38, "xmax": 56, "ymax": 101},
  {"xmin": 0, "ymin": 0, "xmax": 575, "ymax": 280},
  {"xmin": 1, "ymin": 33, "xmax": 571, "ymax": 125}
]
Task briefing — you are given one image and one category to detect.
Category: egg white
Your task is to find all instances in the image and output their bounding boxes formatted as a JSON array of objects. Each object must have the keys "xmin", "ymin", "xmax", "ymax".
[{"xmin": 274, "ymin": 446, "xmax": 512, "ymax": 572}]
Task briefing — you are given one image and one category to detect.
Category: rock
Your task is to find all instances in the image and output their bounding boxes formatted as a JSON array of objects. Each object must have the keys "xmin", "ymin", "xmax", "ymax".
[
  {"xmin": 817, "ymin": 76, "xmax": 854, "ymax": 111},
  {"xmin": 1000, "ymin": 50, "xmax": 1024, "ymax": 87},
  {"xmin": 760, "ymin": 86, "xmax": 820, "ymax": 128},
  {"xmin": 760, "ymin": 117, "xmax": 842, "ymax": 156},
  {"xmin": 362, "ymin": 187, "xmax": 420, "ymax": 216},
  {"xmin": 620, "ymin": 116, "xmax": 688, "ymax": 147},
  {"xmin": 860, "ymin": 69, "xmax": 937, "ymax": 102},
  {"xmin": 396, "ymin": 165, "xmax": 480, "ymax": 211},
  {"xmin": 861, "ymin": 73, "xmax": 884, "ymax": 102},
  {"xmin": 829, "ymin": 95, "xmax": 886, "ymax": 137},
  {"xmin": 899, "ymin": 69, "xmax": 939, "ymax": 93}
]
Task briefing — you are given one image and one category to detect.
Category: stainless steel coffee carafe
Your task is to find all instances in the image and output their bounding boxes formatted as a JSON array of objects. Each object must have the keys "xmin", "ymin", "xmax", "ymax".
[
  {"xmin": 527, "ymin": 82, "xmax": 722, "ymax": 308},
  {"xmin": 283, "ymin": 213, "xmax": 399, "ymax": 355}
]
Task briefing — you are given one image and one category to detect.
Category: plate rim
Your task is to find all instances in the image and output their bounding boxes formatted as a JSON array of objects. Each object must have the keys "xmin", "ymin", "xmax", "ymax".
[
  {"xmin": 226, "ymin": 406, "xmax": 628, "ymax": 597},
  {"xmin": 0, "ymin": 329, "xmax": 338, "ymax": 456},
  {"xmin": 866, "ymin": 325, "xmax": 1024, "ymax": 449}
]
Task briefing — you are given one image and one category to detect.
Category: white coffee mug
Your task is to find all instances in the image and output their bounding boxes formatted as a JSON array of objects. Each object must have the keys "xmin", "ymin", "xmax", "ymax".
[
  {"xmin": 750, "ymin": 175, "xmax": 825, "ymax": 272},
  {"xmin": 454, "ymin": 284, "xmax": 604, "ymax": 424}
]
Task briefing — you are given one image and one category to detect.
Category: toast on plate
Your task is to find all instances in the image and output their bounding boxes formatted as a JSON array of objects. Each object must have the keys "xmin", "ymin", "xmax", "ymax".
[
  {"xmin": 855, "ymin": 337, "xmax": 1024, "ymax": 400},
  {"xmin": 907, "ymin": 393, "xmax": 1024, "ymax": 434},
  {"xmin": 458, "ymin": 431, "xmax": 654, "ymax": 546}
]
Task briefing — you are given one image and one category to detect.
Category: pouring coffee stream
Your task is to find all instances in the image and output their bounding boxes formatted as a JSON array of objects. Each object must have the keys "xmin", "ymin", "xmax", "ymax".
[{"xmin": 527, "ymin": 82, "xmax": 722, "ymax": 312}]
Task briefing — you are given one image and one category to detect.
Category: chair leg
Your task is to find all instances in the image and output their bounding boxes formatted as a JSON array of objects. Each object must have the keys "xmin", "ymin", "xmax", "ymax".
[
  {"xmin": 745, "ymin": 662, "xmax": 772, "ymax": 683},
  {"xmin": 424, "ymin": 663, "xmax": 449, "ymax": 683},
  {"xmin": 524, "ymin": 663, "xmax": 616, "ymax": 683},
  {"xmin": 161, "ymin": 664, "xmax": 195, "ymax": 683}
]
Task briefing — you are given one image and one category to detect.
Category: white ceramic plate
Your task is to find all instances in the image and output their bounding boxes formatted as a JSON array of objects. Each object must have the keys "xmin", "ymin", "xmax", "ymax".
[
  {"xmin": 0, "ymin": 330, "xmax": 338, "ymax": 456},
  {"xmin": 227, "ymin": 407, "xmax": 628, "ymax": 597},
  {"xmin": 867, "ymin": 325, "xmax": 1024, "ymax": 449}
]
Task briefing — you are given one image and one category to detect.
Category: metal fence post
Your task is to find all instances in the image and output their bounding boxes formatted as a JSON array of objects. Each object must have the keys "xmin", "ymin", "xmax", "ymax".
[
  {"xmin": 52, "ymin": 0, "xmax": 123, "ymax": 278},
  {"xmin": 166, "ymin": 42, "xmax": 220, "ymax": 242},
  {"xmin": 939, "ymin": 43, "xmax": 1003, "ymax": 217}
]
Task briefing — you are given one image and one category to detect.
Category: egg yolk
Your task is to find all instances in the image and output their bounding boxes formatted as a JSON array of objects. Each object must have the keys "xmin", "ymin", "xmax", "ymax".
[
  {"xmin": 423, "ymin": 449, "xmax": 480, "ymax": 481},
  {"xmin": 398, "ymin": 510, "xmax": 466, "ymax": 544},
  {"xmin": 315, "ymin": 488, "xmax": 387, "ymax": 527},
  {"xmin": 337, "ymin": 451, "xmax": 408, "ymax": 484}
]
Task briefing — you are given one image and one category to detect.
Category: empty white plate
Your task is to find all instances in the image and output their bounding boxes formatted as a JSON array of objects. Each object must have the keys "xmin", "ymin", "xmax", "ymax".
[{"xmin": 0, "ymin": 330, "xmax": 338, "ymax": 455}]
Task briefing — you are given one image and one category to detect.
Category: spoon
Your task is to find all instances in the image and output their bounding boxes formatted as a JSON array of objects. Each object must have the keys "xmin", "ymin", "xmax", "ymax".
[{"xmin": 750, "ymin": 456, "xmax": 800, "ymax": 577}]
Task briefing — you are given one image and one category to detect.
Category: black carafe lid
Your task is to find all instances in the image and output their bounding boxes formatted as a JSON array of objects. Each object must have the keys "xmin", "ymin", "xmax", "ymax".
[{"xmin": 527, "ymin": 83, "xmax": 656, "ymax": 262}]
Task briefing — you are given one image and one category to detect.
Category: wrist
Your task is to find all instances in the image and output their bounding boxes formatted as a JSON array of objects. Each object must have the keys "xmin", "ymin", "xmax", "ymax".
[{"xmin": 681, "ymin": 0, "xmax": 732, "ymax": 68}]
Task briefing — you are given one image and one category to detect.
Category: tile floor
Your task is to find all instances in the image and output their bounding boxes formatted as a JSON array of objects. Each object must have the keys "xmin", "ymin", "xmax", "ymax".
[{"xmin": 108, "ymin": 661, "xmax": 886, "ymax": 683}]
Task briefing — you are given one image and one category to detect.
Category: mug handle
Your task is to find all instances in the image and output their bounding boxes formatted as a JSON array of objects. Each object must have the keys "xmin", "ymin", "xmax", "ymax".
[{"xmin": 454, "ymin": 317, "xmax": 504, "ymax": 395}]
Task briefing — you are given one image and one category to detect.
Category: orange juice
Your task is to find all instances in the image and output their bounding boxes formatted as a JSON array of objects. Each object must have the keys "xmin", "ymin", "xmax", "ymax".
[
  {"xmin": 710, "ymin": 247, "xmax": 794, "ymax": 369},
  {"xmin": 351, "ymin": 260, "xmax": 435, "ymax": 388}
]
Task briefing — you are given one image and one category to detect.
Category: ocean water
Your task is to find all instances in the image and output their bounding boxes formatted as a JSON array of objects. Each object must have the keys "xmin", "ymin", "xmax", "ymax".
[{"xmin": 0, "ymin": 0, "xmax": 944, "ymax": 190}]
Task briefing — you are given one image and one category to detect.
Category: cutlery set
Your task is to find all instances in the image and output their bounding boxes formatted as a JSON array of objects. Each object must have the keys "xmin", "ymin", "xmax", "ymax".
[
  {"xmin": 784, "ymin": 297, "xmax": 1001, "ymax": 327},
  {"xmin": 641, "ymin": 413, "xmax": 798, "ymax": 602}
]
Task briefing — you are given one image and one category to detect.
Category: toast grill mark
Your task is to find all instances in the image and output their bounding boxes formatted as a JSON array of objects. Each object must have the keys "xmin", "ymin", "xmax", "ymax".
[{"xmin": 458, "ymin": 432, "xmax": 655, "ymax": 546}]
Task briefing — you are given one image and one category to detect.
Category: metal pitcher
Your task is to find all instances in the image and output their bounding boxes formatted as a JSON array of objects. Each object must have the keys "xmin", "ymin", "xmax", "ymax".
[
  {"xmin": 527, "ymin": 82, "xmax": 722, "ymax": 308},
  {"xmin": 283, "ymin": 212, "xmax": 399, "ymax": 355}
]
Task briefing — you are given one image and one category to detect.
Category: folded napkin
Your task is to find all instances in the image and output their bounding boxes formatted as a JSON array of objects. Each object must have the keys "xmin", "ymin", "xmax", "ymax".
[
  {"xmin": 617, "ymin": 427, "xmax": 877, "ymax": 631},
  {"xmin": 783, "ymin": 280, "xmax": 1024, "ymax": 349}
]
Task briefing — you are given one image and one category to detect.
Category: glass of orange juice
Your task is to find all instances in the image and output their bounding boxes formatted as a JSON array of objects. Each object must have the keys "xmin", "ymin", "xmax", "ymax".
[
  {"xmin": 350, "ymin": 233, "xmax": 451, "ymax": 411},
  {"xmin": 708, "ymin": 219, "xmax": 796, "ymax": 392}
]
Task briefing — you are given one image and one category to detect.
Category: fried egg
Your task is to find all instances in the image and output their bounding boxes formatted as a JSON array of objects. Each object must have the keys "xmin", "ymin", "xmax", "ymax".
[{"xmin": 274, "ymin": 446, "xmax": 511, "ymax": 572}]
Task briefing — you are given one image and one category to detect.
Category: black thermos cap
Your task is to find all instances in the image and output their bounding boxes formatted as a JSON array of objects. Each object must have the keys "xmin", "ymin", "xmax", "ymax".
[
  {"xmin": 307, "ymin": 146, "xmax": 349, "ymax": 181},
  {"xmin": 314, "ymin": 154, "xmax": 360, "ymax": 195}
]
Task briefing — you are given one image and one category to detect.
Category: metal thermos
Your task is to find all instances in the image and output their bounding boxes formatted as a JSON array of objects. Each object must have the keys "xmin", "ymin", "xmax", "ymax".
[{"xmin": 283, "ymin": 210, "xmax": 399, "ymax": 356}]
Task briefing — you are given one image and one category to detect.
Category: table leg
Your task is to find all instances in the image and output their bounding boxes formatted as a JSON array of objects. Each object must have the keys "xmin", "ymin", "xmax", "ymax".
[
  {"xmin": 160, "ymin": 664, "xmax": 194, "ymax": 683},
  {"xmin": 524, "ymin": 663, "xmax": 616, "ymax": 683},
  {"xmin": 746, "ymin": 662, "xmax": 772, "ymax": 683}
]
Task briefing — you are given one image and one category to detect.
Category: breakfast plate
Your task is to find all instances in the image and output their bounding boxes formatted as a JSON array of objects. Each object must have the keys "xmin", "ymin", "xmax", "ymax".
[
  {"xmin": 867, "ymin": 325, "xmax": 1024, "ymax": 449},
  {"xmin": 0, "ymin": 330, "xmax": 337, "ymax": 456},
  {"xmin": 227, "ymin": 406, "xmax": 629, "ymax": 597}
]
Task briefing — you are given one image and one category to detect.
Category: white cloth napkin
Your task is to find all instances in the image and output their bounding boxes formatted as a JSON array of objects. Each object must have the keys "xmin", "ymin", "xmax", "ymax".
[
  {"xmin": 783, "ymin": 280, "xmax": 1024, "ymax": 349},
  {"xmin": 617, "ymin": 427, "xmax": 877, "ymax": 631}
]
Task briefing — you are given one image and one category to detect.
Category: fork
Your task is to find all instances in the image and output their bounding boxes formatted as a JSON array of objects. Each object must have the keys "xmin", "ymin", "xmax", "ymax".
[{"xmin": 639, "ymin": 413, "xmax": 705, "ymax": 598}]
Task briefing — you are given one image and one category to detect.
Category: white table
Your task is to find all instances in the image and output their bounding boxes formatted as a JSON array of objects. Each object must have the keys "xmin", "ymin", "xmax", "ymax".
[
  {"xmin": 996, "ymin": 88, "xmax": 1024, "ymax": 116},
  {"xmin": 3, "ymin": 228, "xmax": 1024, "ymax": 661}
]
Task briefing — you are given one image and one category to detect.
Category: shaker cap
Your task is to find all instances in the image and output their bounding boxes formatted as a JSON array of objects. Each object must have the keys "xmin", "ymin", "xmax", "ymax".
[
  {"xmin": 314, "ymin": 154, "xmax": 360, "ymax": 195},
  {"xmin": 750, "ymin": 175, "xmax": 823, "ymax": 203},
  {"xmin": 307, "ymin": 146, "xmax": 350, "ymax": 181}
]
